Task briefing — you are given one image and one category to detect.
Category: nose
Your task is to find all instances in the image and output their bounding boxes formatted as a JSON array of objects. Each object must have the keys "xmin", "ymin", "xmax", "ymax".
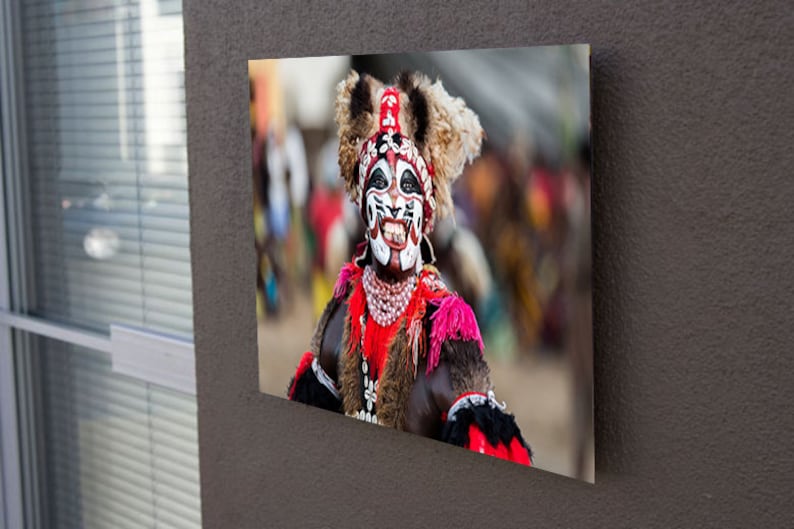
[
  {"xmin": 388, "ymin": 180, "xmax": 399, "ymax": 201},
  {"xmin": 387, "ymin": 205, "xmax": 400, "ymax": 217}
]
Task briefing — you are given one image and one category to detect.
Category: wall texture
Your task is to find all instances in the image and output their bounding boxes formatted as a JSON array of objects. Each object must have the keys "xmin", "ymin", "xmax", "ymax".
[{"xmin": 184, "ymin": 1, "xmax": 794, "ymax": 527}]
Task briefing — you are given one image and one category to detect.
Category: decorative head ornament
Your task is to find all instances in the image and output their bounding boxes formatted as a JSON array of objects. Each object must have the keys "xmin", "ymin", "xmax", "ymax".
[{"xmin": 335, "ymin": 71, "xmax": 484, "ymax": 235}]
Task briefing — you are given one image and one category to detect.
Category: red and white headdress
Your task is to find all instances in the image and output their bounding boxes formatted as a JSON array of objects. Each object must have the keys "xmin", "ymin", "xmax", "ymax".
[{"xmin": 335, "ymin": 71, "xmax": 483, "ymax": 234}]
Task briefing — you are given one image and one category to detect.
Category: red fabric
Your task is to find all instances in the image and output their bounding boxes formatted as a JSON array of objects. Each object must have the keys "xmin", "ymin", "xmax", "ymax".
[
  {"xmin": 345, "ymin": 268, "xmax": 368, "ymax": 360},
  {"xmin": 466, "ymin": 424, "xmax": 532, "ymax": 466},
  {"xmin": 308, "ymin": 188, "xmax": 344, "ymax": 268},
  {"xmin": 379, "ymin": 87, "xmax": 401, "ymax": 135},
  {"xmin": 345, "ymin": 265, "xmax": 450, "ymax": 378},
  {"xmin": 288, "ymin": 352, "xmax": 315, "ymax": 400},
  {"xmin": 362, "ymin": 316, "xmax": 402, "ymax": 379}
]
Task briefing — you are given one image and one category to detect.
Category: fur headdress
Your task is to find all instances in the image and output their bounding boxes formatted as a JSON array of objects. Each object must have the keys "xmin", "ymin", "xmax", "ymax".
[{"xmin": 335, "ymin": 70, "xmax": 483, "ymax": 234}]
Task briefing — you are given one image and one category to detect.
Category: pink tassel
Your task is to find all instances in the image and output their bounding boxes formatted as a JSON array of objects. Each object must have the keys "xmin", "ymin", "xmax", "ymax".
[
  {"xmin": 333, "ymin": 263, "xmax": 357, "ymax": 301},
  {"xmin": 427, "ymin": 295, "xmax": 484, "ymax": 375}
]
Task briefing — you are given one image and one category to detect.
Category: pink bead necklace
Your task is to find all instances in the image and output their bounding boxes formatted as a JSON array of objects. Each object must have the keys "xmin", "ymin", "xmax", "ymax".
[{"xmin": 361, "ymin": 265, "xmax": 417, "ymax": 327}]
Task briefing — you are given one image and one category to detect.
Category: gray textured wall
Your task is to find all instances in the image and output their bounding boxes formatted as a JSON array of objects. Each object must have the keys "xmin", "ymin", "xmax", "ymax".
[{"xmin": 184, "ymin": 1, "xmax": 794, "ymax": 527}]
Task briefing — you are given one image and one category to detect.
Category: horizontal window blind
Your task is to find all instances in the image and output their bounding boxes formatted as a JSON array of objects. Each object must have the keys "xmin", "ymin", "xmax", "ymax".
[
  {"xmin": 21, "ymin": 0, "xmax": 192, "ymax": 336},
  {"xmin": 38, "ymin": 335, "xmax": 201, "ymax": 529},
  {"xmin": 14, "ymin": 0, "xmax": 202, "ymax": 527}
]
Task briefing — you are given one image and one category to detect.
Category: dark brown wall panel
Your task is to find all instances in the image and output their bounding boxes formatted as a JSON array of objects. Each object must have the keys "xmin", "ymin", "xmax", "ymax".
[{"xmin": 184, "ymin": 1, "xmax": 794, "ymax": 527}]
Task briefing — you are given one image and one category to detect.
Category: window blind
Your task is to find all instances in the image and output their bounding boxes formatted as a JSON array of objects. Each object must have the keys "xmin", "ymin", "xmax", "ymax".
[
  {"xmin": 21, "ymin": 0, "xmax": 192, "ymax": 336},
  {"xmin": 39, "ymin": 336, "xmax": 201, "ymax": 529},
  {"xmin": 15, "ymin": 0, "xmax": 202, "ymax": 526}
]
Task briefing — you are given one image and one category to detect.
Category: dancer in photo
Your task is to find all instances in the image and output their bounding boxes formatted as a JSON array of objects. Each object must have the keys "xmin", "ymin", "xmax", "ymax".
[{"xmin": 287, "ymin": 70, "xmax": 532, "ymax": 464}]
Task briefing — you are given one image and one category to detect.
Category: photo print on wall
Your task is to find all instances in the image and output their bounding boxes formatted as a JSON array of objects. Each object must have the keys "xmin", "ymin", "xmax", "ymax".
[{"xmin": 250, "ymin": 45, "xmax": 593, "ymax": 481}]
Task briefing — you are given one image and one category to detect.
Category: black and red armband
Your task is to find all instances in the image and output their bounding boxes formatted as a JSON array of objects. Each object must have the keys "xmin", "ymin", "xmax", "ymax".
[
  {"xmin": 287, "ymin": 351, "xmax": 343, "ymax": 413},
  {"xmin": 440, "ymin": 391, "xmax": 532, "ymax": 466}
]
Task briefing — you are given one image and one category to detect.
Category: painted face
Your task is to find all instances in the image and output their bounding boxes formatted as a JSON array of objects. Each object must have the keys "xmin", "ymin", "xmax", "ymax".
[{"xmin": 364, "ymin": 157, "xmax": 424, "ymax": 273}]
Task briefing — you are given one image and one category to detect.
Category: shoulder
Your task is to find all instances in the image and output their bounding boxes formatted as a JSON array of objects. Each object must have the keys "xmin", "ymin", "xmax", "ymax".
[
  {"xmin": 419, "ymin": 267, "xmax": 485, "ymax": 375},
  {"xmin": 421, "ymin": 266, "xmax": 482, "ymax": 349},
  {"xmin": 332, "ymin": 262, "xmax": 363, "ymax": 301},
  {"xmin": 418, "ymin": 265, "xmax": 450, "ymax": 296}
]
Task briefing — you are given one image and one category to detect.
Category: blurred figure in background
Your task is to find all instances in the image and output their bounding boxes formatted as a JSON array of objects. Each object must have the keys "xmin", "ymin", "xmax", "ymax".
[
  {"xmin": 308, "ymin": 138, "xmax": 363, "ymax": 318},
  {"xmin": 251, "ymin": 63, "xmax": 310, "ymax": 318},
  {"xmin": 429, "ymin": 215, "xmax": 494, "ymax": 321},
  {"xmin": 251, "ymin": 76, "xmax": 277, "ymax": 317},
  {"xmin": 486, "ymin": 138, "xmax": 546, "ymax": 355},
  {"xmin": 528, "ymin": 156, "xmax": 568, "ymax": 352},
  {"xmin": 563, "ymin": 138, "xmax": 593, "ymax": 479}
]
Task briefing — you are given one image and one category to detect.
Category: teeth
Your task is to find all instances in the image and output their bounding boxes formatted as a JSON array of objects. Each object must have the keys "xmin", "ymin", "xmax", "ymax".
[{"xmin": 382, "ymin": 220, "xmax": 406, "ymax": 244}]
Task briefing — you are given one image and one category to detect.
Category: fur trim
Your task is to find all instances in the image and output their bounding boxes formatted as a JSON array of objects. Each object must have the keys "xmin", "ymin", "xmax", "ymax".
[
  {"xmin": 427, "ymin": 295, "xmax": 484, "ymax": 375},
  {"xmin": 375, "ymin": 323, "xmax": 415, "ymax": 429},
  {"xmin": 338, "ymin": 307, "xmax": 363, "ymax": 416},
  {"xmin": 397, "ymin": 71, "xmax": 429, "ymax": 147},
  {"xmin": 422, "ymin": 79, "xmax": 483, "ymax": 220},
  {"xmin": 350, "ymin": 74, "xmax": 373, "ymax": 123},
  {"xmin": 335, "ymin": 70, "xmax": 483, "ymax": 227},
  {"xmin": 441, "ymin": 339, "xmax": 491, "ymax": 395},
  {"xmin": 335, "ymin": 71, "xmax": 382, "ymax": 204},
  {"xmin": 287, "ymin": 353, "xmax": 343, "ymax": 412},
  {"xmin": 440, "ymin": 403, "xmax": 532, "ymax": 463}
]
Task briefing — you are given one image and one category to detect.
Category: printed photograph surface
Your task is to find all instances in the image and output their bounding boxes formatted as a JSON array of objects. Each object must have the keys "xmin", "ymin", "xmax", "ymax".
[{"xmin": 250, "ymin": 45, "xmax": 593, "ymax": 481}]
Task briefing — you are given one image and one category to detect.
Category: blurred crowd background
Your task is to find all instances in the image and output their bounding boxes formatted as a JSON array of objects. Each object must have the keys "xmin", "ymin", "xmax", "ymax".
[{"xmin": 250, "ymin": 46, "xmax": 593, "ymax": 481}]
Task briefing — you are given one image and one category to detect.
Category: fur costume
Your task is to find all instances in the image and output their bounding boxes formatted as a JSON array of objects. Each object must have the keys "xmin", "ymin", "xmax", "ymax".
[{"xmin": 288, "ymin": 71, "xmax": 531, "ymax": 465}]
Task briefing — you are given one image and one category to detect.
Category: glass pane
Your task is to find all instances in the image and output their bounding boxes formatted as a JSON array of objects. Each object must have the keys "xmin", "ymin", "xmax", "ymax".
[
  {"xmin": 21, "ymin": 0, "xmax": 192, "ymax": 336},
  {"xmin": 36, "ymin": 336, "xmax": 201, "ymax": 529}
]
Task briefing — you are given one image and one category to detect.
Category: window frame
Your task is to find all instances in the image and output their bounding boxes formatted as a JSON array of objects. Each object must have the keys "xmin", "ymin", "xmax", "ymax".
[{"xmin": 0, "ymin": 1, "xmax": 198, "ymax": 526}]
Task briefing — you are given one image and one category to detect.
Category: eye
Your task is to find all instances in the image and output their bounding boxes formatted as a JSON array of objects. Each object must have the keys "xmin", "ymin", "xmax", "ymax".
[
  {"xmin": 367, "ymin": 168, "xmax": 388, "ymax": 190},
  {"xmin": 400, "ymin": 171, "xmax": 420, "ymax": 194}
]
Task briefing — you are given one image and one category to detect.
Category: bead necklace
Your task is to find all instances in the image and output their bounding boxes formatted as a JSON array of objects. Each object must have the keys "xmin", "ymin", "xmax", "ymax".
[{"xmin": 361, "ymin": 265, "xmax": 417, "ymax": 326}]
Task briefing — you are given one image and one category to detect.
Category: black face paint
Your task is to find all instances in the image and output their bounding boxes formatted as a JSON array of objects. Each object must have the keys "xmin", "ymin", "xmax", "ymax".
[
  {"xmin": 367, "ymin": 168, "xmax": 388, "ymax": 191},
  {"xmin": 400, "ymin": 170, "xmax": 421, "ymax": 195}
]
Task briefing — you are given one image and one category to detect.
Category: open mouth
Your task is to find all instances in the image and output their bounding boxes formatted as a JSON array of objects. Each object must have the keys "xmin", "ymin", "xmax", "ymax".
[{"xmin": 378, "ymin": 216, "xmax": 410, "ymax": 249}]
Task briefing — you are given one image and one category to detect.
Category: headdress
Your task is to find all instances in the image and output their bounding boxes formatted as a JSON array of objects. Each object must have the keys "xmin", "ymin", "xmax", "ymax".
[{"xmin": 335, "ymin": 70, "xmax": 484, "ymax": 234}]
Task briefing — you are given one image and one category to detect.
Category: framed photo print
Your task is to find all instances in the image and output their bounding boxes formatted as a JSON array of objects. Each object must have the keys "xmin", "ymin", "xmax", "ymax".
[{"xmin": 249, "ymin": 44, "xmax": 593, "ymax": 481}]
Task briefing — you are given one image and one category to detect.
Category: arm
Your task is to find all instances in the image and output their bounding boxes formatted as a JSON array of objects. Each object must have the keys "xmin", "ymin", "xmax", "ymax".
[
  {"xmin": 404, "ymin": 339, "xmax": 531, "ymax": 464},
  {"xmin": 287, "ymin": 298, "xmax": 346, "ymax": 413},
  {"xmin": 420, "ymin": 293, "xmax": 532, "ymax": 465},
  {"xmin": 437, "ymin": 339, "xmax": 532, "ymax": 465}
]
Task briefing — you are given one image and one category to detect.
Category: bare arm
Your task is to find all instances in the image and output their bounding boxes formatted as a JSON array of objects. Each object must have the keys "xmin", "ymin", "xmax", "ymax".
[{"xmin": 318, "ymin": 301, "xmax": 347, "ymax": 384}]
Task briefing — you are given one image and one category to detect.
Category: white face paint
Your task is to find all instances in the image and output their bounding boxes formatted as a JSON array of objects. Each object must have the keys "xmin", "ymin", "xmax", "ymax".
[{"xmin": 364, "ymin": 158, "xmax": 424, "ymax": 273}]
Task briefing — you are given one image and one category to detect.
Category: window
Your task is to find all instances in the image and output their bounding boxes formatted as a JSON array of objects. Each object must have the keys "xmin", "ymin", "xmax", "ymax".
[{"xmin": 0, "ymin": 1, "xmax": 201, "ymax": 527}]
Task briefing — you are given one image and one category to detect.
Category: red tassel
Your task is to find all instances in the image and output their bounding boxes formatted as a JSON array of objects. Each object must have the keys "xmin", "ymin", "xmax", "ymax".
[
  {"xmin": 288, "ymin": 352, "xmax": 315, "ymax": 400},
  {"xmin": 466, "ymin": 424, "xmax": 531, "ymax": 466}
]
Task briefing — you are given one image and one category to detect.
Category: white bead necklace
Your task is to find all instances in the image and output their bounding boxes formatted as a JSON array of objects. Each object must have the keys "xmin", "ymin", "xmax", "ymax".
[{"xmin": 361, "ymin": 265, "xmax": 417, "ymax": 327}]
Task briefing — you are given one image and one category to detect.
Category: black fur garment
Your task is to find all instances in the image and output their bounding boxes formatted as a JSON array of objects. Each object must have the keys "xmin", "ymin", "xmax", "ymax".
[
  {"xmin": 288, "ymin": 367, "xmax": 343, "ymax": 413},
  {"xmin": 440, "ymin": 403, "xmax": 533, "ymax": 460}
]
